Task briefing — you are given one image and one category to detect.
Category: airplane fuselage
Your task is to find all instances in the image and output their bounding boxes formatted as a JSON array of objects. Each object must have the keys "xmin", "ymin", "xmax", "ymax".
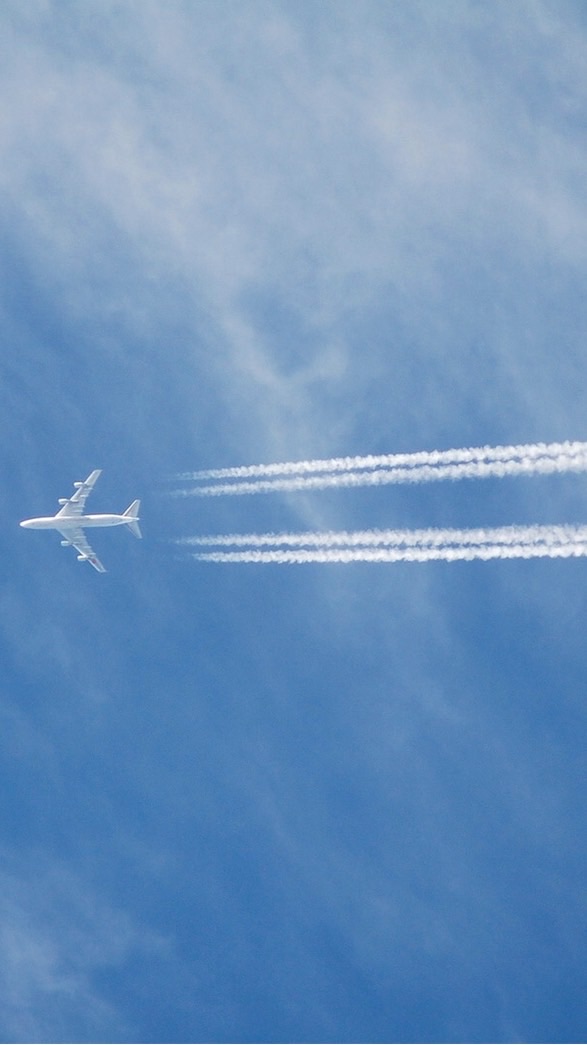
[
  {"xmin": 20, "ymin": 514, "xmax": 130, "ymax": 530},
  {"xmin": 20, "ymin": 471, "xmax": 141, "ymax": 572}
]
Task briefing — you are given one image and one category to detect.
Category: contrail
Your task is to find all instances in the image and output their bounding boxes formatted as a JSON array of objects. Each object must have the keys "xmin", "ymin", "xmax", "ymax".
[
  {"xmin": 190, "ymin": 542, "xmax": 587, "ymax": 564},
  {"xmin": 172, "ymin": 441, "xmax": 587, "ymax": 497},
  {"xmin": 178, "ymin": 523, "xmax": 587, "ymax": 549},
  {"xmin": 176, "ymin": 440, "xmax": 587, "ymax": 480},
  {"xmin": 181, "ymin": 523, "xmax": 587, "ymax": 564},
  {"xmin": 174, "ymin": 441, "xmax": 587, "ymax": 564}
]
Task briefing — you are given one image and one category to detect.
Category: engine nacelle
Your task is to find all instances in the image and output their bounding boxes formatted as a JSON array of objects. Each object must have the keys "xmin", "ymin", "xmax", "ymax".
[
  {"xmin": 73, "ymin": 482, "xmax": 83, "ymax": 488},
  {"xmin": 61, "ymin": 540, "xmax": 72, "ymax": 547},
  {"xmin": 58, "ymin": 498, "xmax": 68, "ymax": 505},
  {"xmin": 77, "ymin": 554, "xmax": 87, "ymax": 561}
]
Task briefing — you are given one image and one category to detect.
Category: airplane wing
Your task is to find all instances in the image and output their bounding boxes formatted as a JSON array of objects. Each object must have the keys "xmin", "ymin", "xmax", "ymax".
[
  {"xmin": 58, "ymin": 526, "xmax": 107, "ymax": 573},
  {"xmin": 56, "ymin": 470, "xmax": 102, "ymax": 518}
]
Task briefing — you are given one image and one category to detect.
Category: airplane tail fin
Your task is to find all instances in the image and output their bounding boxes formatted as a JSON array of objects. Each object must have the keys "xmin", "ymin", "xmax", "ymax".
[{"xmin": 123, "ymin": 499, "xmax": 142, "ymax": 539}]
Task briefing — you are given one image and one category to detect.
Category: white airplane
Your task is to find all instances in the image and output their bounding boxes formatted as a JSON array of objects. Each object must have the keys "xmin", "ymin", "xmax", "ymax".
[{"xmin": 20, "ymin": 470, "xmax": 141, "ymax": 573}]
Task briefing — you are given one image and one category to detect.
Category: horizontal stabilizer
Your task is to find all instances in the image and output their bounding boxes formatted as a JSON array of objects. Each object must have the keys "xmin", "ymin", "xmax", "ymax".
[{"xmin": 123, "ymin": 499, "xmax": 142, "ymax": 539}]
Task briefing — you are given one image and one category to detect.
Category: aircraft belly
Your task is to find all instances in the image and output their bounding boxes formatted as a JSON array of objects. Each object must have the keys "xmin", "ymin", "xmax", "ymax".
[
  {"xmin": 81, "ymin": 515, "xmax": 124, "ymax": 527},
  {"xmin": 27, "ymin": 518, "xmax": 62, "ymax": 529},
  {"xmin": 58, "ymin": 514, "xmax": 123, "ymax": 527},
  {"xmin": 21, "ymin": 471, "xmax": 138, "ymax": 575}
]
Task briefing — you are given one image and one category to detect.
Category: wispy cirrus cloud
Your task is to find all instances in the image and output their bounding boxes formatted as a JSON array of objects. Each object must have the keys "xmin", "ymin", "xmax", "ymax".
[
  {"xmin": 2, "ymin": 7, "xmax": 587, "ymax": 1041},
  {"xmin": 0, "ymin": 856, "xmax": 164, "ymax": 1043},
  {"xmin": 2, "ymin": 0, "xmax": 587, "ymax": 458}
]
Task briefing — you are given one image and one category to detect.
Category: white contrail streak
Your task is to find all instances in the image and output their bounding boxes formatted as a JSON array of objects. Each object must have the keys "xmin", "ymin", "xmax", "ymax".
[
  {"xmin": 172, "ymin": 442, "xmax": 587, "ymax": 497},
  {"xmin": 181, "ymin": 523, "xmax": 587, "ymax": 564},
  {"xmin": 190, "ymin": 541, "xmax": 587, "ymax": 564},
  {"xmin": 174, "ymin": 441, "xmax": 587, "ymax": 564},
  {"xmin": 176, "ymin": 440, "xmax": 587, "ymax": 481},
  {"xmin": 178, "ymin": 526, "xmax": 587, "ymax": 551}
]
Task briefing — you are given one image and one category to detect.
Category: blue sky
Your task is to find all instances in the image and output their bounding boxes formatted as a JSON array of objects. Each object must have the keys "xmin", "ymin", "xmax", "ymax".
[{"xmin": 2, "ymin": 1, "xmax": 587, "ymax": 1041}]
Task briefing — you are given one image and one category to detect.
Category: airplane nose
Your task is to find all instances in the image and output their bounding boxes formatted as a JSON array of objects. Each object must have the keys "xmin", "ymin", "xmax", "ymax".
[{"xmin": 20, "ymin": 520, "xmax": 30, "ymax": 528}]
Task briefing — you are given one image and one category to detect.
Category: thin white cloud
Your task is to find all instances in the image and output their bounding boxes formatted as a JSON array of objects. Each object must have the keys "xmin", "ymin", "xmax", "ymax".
[
  {"xmin": 192, "ymin": 542, "xmax": 587, "ymax": 564},
  {"xmin": 176, "ymin": 439, "xmax": 587, "ymax": 481},
  {"xmin": 172, "ymin": 440, "xmax": 587, "ymax": 496},
  {"xmin": 0, "ymin": 857, "xmax": 164, "ymax": 1042},
  {"xmin": 3, "ymin": 6, "xmax": 587, "ymax": 1043},
  {"xmin": 185, "ymin": 522, "xmax": 587, "ymax": 565},
  {"xmin": 2, "ymin": 0, "xmax": 587, "ymax": 454},
  {"xmin": 179, "ymin": 522, "xmax": 587, "ymax": 550}
]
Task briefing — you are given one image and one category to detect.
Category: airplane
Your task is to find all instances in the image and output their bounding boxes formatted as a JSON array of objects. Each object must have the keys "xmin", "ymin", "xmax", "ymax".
[{"xmin": 20, "ymin": 470, "xmax": 141, "ymax": 572}]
